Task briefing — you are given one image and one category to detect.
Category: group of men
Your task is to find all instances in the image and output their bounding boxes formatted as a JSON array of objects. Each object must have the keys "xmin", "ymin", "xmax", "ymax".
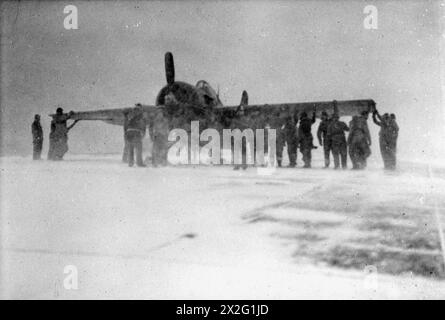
[
  {"xmin": 32, "ymin": 104, "xmax": 399, "ymax": 171},
  {"xmin": 31, "ymin": 108, "xmax": 79, "ymax": 161},
  {"xmin": 121, "ymin": 104, "xmax": 170, "ymax": 167},
  {"xmin": 275, "ymin": 107, "xmax": 399, "ymax": 170}
]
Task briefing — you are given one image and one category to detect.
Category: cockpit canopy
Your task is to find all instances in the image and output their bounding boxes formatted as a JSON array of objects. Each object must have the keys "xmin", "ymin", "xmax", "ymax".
[{"xmin": 195, "ymin": 80, "xmax": 223, "ymax": 108}]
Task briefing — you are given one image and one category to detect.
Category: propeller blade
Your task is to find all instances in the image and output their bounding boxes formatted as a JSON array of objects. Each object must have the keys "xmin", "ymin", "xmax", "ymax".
[
  {"xmin": 240, "ymin": 90, "xmax": 248, "ymax": 107},
  {"xmin": 165, "ymin": 52, "xmax": 175, "ymax": 85}
]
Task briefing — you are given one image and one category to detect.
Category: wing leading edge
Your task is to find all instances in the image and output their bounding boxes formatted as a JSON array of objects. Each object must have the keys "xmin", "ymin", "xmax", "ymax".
[
  {"xmin": 220, "ymin": 99, "xmax": 376, "ymax": 118},
  {"xmin": 57, "ymin": 105, "xmax": 158, "ymax": 126}
]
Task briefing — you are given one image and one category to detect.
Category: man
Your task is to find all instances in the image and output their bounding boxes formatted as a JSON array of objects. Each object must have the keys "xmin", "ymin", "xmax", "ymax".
[
  {"xmin": 124, "ymin": 104, "xmax": 147, "ymax": 167},
  {"xmin": 327, "ymin": 114, "xmax": 349, "ymax": 169},
  {"xmin": 373, "ymin": 111, "xmax": 399, "ymax": 170},
  {"xmin": 317, "ymin": 111, "xmax": 332, "ymax": 168},
  {"xmin": 231, "ymin": 106, "xmax": 250, "ymax": 170},
  {"xmin": 150, "ymin": 108, "xmax": 170, "ymax": 167},
  {"xmin": 48, "ymin": 108, "xmax": 78, "ymax": 160},
  {"xmin": 348, "ymin": 111, "xmax": 371, "ymax": 169},
  {"xmin": 282, "ymin": 113, "xmax": 298, "ymax": 167},
  {"xmin": 270, "ymin": 112, "xmax": 285, "ymax": 167},
  {"xmin": 31, "ymin": 114, "xmax": 43, "ymax": 160},
  {"xmin": 298, "ymin": 109, "xmax": 316, "ymax": 168}
]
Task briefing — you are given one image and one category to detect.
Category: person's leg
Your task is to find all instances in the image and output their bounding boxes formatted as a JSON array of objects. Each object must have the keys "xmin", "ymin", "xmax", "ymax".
[
  {"xmin": 128, "ymin": 141, "xmax": 135, "ymax": 167},
  {"xmin": 324, "ymin": 143, "xmax": 330, "ymax": 167},
  {"xmin": 363, "ymin": 140, "xmax": 371, "ymax": 169},
  {"xmin": 340, "ymin": 143, "xmax": 347, "ymax": 169},
  {"xmin": 390, "ymin": 141, "xmax": 397, "ymax": 169},
  {"xmin": 302, "ymin": 147, "xmax": 310, "ymax": 168},
  {"xmin": 332, "ymin": 145, "xmax": 340, "ymax": 169},
  {"xmin": 48, "ymin": 137, "xmax": 54, "ymax": 160},
  {"xmin": 287, "ymin": 139, "xmax": 297, "ymax": 167},
  {"xmin": 307, "ymin": 147, "xmax": 312, "ymax": 168},
  {"xmin": 135, "ymin": 137, "xmax": 145, "ymax": 167},
  {"xmin": 349, "ymin": 143, "xmax": 359, "ymax": 169},
  {"xmin": 38, "ymin": 141, "xmax": 43, "ymax": 160},
  {"xmin": 33, "ymin": 143, "xmax": 38, "ymax": 160},
  {"xmin": 161, "ymin": 137, "xmax": 169, "ymax": 166},
  {"xmin": 276, "ymin": 140, "xmax": 283, "ymax": 167},
  {"xmin": 379, "ymin": 138, "xmax": 387, "ymax": 169},
  {"xmin": 122, "ymin": 140, "xmax": 129, "ymax": 163},
  {"xmin": 242, "ymin": 139, "xmax": 247, "ymax": 169},
  {"xmin": 152, "ymin": 139, "xmax": 158, "ymax": 167}
]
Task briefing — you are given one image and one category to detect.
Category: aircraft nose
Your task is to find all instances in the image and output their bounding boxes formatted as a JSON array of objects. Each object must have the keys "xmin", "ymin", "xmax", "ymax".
[{"xmin": 164, "ymin": 92, "xmax": 178, "ymax": 105}]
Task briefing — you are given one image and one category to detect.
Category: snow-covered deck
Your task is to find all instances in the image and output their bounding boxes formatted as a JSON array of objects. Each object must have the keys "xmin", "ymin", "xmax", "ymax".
[{"xmin": 1, "ymin": 154, "xmax": 444, "ymax": 299}]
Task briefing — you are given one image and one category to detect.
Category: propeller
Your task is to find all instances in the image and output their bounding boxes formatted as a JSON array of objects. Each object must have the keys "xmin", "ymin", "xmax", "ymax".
[
  {"xmin": 240, "ymin": 90, "xmax": 248, "ymax": 107},
  {"xmin": 165, "ymin": 52, "xmax": 175, "ymax": 85}
]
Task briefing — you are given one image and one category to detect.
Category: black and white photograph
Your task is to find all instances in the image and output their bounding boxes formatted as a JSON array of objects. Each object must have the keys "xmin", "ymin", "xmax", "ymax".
[{"xmin": 1, "ymin": 0, "xmax": 445, "ymax": 301}]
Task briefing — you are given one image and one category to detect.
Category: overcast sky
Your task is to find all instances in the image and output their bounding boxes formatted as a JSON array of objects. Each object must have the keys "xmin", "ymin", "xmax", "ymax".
[{"xmin": 1, "ymin": 0, "xmax": 444, "ymax": 159}]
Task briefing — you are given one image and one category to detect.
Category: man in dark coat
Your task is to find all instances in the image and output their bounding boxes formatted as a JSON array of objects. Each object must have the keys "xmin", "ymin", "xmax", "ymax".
[
  {"xmin": 348, "ymin": 111, "xmax": 371, "ymax": 169},
  {"xmin": 282, "ymin": 114, "xmax": 298, "ymax": 167},
  {"xmin": 298, "ymin": 109, "xmax": 316, "ymax": 168},
  {"xmin": 327, "ymin": 114, "xmax": 349, "ymax": 169},
  {"xmin": 373, "ymin": 111, "xmax": 399, "ymax": 170},
  {"xmin": 317, "ymin": 111, "xmax": 332, "ymax": 168},
  {"xmin": 124, "ymin": 104, "xmax": 147, "ymax": 167},
  {"xmin": 48, "ymin": 108, "xmax": 78, "ymax": 160},
  {"xmin": 31, "ymin": 114, "xmax": 43, "ymax": 160}
]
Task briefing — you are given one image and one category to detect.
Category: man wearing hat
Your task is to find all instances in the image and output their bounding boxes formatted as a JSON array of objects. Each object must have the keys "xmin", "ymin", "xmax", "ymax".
[
  {"xmin": 317, "ymin": 111, "xmax": 332, "ymax": 168},
  {"xmin": 298, "ymin": 108, "xmax": 316, "ymax": 168}
]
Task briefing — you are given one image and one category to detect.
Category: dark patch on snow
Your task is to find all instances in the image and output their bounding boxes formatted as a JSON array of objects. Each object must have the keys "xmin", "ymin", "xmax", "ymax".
[
  {"xmin": 181, "ymin": 233, "xmax": 197, "ymax": 239},
  {"xmin": 317, "ymin": 245, "xmax": 444, "ymax": 279}
]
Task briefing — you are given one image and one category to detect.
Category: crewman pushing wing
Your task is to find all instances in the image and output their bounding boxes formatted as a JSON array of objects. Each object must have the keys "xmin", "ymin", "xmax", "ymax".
[
  {"xmin": 48, "ymin": 108, "xmax": 78, "ymax": 160},
  {"xmin": 124, "ymin": 104, "xmax": 147, "ymax": 167},
  {"xmin": 373, "ymin": 110, "xmax": 399, "ymax": 170},
  {"xmin": 327, "ymin": 114, "xmax": 349, "ymax": 169},
  {"xmin": 348, "ymin": 111, "xmax": 371, "ymax": 169}
]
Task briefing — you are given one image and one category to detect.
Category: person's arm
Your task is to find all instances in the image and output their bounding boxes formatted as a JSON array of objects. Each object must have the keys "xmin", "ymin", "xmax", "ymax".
[
  {"xmin": 67, "ymin": 120, "xmax": 79, "ymax": 131},
  {"xmin": 311, "ymin": 111, "xmax": 316, "ymax": 124},
  {"xmin": 375, "ymin": 111, "xmax": 383, "ymax": 121},
  {"xmin": 372, "ymin": 112, "xmax": 381, "ymax": 126},
  {"xmin": 317, "ymin": 123, "xmax": 323, "ymax": 146}
]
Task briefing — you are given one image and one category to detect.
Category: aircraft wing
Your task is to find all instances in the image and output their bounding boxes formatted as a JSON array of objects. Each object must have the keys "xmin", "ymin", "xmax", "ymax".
[
  {"xmin": 52, "ymin": 105, "xmax": 158, "ymax": 126},
  {"xmin": 218, "ymin": 99, "xmax": 376, "ymax": 119}
]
